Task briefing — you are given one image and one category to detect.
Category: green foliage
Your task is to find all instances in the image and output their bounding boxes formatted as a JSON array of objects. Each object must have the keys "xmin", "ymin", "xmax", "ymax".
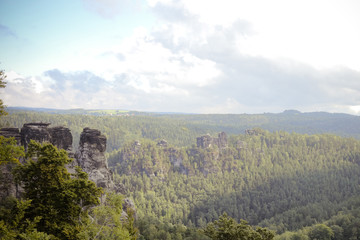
[
  {"xmin": 4, "ymin": 109, "xmax": 360, "ymax": 153},
  {"xmin": 0, "ymin": 199, "xmax": 55, "ymax": 239},
  {"xmin": 113, "ymin": 131, "xmax": 360, "ymax": 238},
  {"xmin": 13, "ymin": 141, "xmax": 102, "ymax": 239},
  {"xmin": 275, "ymin": 200, "xmax": 360, "ymax": 240},
  {"xmin": 0, "ymin": 136, "xmax": 24, "ymax": 200},
  {"xmin": 0, "ymin": 111, "xmax": 217, "ymax": 151},
  {"xmin": 3, "ymin": 108, "xmax": 360, "ymax": 238},
  {"xmin": 136, "ymin": 216, "xmax": 207, "ymax": 240},
  {"xmin": 202, "ymin": 213, "xmax": 274, "ymax": 240},
  {"xmin": 0, "ymin": 69, "xmax": 7, "ymax": 117},
  {"xmin": 0, "ymin": 136, "xmax": 24, "ymax": 165},
  {"xmin": 79, "ymin": 192, "xmax": 136, "ymax": 240},
  {"xmin": 308, "ymin": 224, "xmax": 333, "ymax": 240},
  {"xmin": 0, "ymin": 139, "xmax": 136, "ymax": 239}
]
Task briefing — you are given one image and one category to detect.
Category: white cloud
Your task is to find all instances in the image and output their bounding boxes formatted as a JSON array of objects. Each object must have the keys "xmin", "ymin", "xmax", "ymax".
[
  {"xmin": 149, "ymin": 0, "xmax": 360, "ymax": 71},
  {"xmin": 3, "ymin": 0, "xmax": 360, "ymax": 114}
]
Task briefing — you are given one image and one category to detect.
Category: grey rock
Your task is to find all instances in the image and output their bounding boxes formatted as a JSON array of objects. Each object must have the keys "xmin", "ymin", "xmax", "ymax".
[
  {"xmin": 197, "ymin": 134, "xmax": 213, "ymax": 148},
  {"xmin": 21, "ymin": 123, "xmax": 52, "ymax": 151},
  {"xmin": 197, "ymin": 132, "xmax": 227, "ymax": 149},
  {"xmin": 1, "ymin": 123, "xmax": 133, "ymax": 213},
  {"xmin": 75, "ymin": 128, "xmax": 123, "ymax": 192},
  {"xmin": 0, "ymin": 163, "xmax": 18, "ymax": 200},
  {"xmin": 48, "ymin": 126, "xmax": 73, "ymax": 152},
  {"xmin": 0, "ymin": 128, "xmax": 21, "ymax": 144}
]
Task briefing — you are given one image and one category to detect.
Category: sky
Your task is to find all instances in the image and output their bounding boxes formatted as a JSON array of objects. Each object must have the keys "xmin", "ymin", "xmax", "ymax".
[{"xmin": 1, "ymin": 0, "xmax": 360, "ymax": 114}]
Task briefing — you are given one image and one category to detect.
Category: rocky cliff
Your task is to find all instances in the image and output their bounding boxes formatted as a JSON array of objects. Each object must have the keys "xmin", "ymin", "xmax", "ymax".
[{"xmin": 0, "ymin": 123, "xmax": 125, "ymax": 197}]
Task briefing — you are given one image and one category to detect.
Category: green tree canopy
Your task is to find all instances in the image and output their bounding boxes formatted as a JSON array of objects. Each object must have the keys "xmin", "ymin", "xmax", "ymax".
[
  {"xmin": 79, "ymin": 192, "xmax": 137, "ymax": 240},
  {"xmin": 0, "ymin": 69, "xmax": 7, "ymax": 117},
  {"xmin": 13, "ymin": 141, "xmax": 103, "ymax": 239},
  {"xmin": 202, "ymin": 213, "xmax": 274, "ymax": 240},
  {"xmin": 308, "ymin": 224, "xmax": 334, "ymax": 240},
  {"xmin": 0, "ymin": 136, "xmax": 24, "ymax": 165}
]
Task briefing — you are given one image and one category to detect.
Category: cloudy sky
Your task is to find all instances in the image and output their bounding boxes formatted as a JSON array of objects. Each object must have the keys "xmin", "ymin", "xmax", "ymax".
[{"xmin": 1, "ymin": 0, "xmax": 360, "ymax": 114}]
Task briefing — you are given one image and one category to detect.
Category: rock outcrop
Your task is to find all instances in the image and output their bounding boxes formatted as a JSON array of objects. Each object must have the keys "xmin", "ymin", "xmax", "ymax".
[
  {"xmin": 0, "ymin": 128, "xmax": 21, "ymax": 144},
  {"xmin": 20, "ymin": 123, "xmax": 73, "ymax": 153},
  {"xmin": 197, "ymin": 132, "xmax": 227, "ymax": 149},
  {"xmin": 75, "ymin": 128, "xmax": 114, "ymax": 189},
  {"xmin": 0, "ymin": 163, "xmax": 19, "ymax": 199},
  {"xmin": 0, "ymin": 123, "xmax": 126, "ymax": 198},
  {"xmin": 21, "ymin": 123, "xmax": 52, "ymax": 151},
  {"xmin": 48, "ymin": 126, "xmax": 73, "ymax": 152},
  {"xmin": 196, "ymin": 134, "xmax": 213, "ymax": 148}
]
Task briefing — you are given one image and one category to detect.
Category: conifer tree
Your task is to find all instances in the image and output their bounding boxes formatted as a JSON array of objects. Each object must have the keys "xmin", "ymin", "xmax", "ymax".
[{"xmin": 13, "ymin": 141, "xmax": 103, "ymax": 239}]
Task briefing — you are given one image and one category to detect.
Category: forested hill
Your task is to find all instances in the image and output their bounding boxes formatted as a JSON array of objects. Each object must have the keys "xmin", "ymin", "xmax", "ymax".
[
  {"xmin": 110, "ymin": 130, "xmax": 360, "ymax": 239},
  {"xmin": 157, "ymin": 110, "xmax": 360, "ymax": 138},
  {"xmin": 2, "ymin": 108, "xmax": 360, "ymax": 151},
  {"xmin": 2, "ymin": 108, "xmax": 360, "ymax": 239}
]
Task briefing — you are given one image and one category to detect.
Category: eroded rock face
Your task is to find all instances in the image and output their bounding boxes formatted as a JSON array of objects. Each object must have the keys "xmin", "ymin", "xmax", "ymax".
[
  {"xmin": 19, "ymin": 123, "xmax": 73, "ymax": 153},
  {"xmin": 197, "ymin": 132, "xmax": 228, "ymax": 149},
  {"xmin": 215, "ymin": 132, "xmax": 227, "ymax": 149},
  {"xmin": 197, "ymin": 134, "xmax": 213, "ymax": 148},
  {"xmin": 0, "ymin": 128, "xmax": 21, "ymax": 144},
  {"xmin": 48, "ymin": 126, "xmax": 73, "ymax": 152},
  {"xmin": 0, "ymin": 124, "xmax": 126, "ymax": 199},
  {"xmin": 0, "ymin": 163, "xmax": 19, "ymax": 200},
  {"xmin": 21, "ymin": 123, "xmax": 52, "ymax": 151},
  {"xmin": 75, "ymin": 128, "xmax": 120, "ymax": 192}
]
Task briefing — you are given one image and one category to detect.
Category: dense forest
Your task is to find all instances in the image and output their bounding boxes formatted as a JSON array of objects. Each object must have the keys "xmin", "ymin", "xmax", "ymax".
[
  {"xmin": 108, "ymin": 129, "xmax": 360, "ymax": 239},
  {"xmin": 1, "ymin": 109, "xmax": 360, "ymax": 239}
]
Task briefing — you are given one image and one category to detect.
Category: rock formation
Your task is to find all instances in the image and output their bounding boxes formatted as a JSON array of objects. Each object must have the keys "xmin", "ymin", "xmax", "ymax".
[
  {"xmin": 75, "ymin": 128, "xmax": 115, "ymax": 190},
  {"xmin": 0, "ymin": 127, "xmax": 21, "ymax": 144},
  {"xmin": 0, "ymin": 123, "xmax": 133, "ymax": 217},
  {"xmin": 21, "ymin": 123, "xmax": 52, "ymax": 151},
  {"xmin": 197, "ymin": 132, "xmax": 227, "ymax": 149},
  {"xmin": 20, "ymin": 123, "xmax": 73, "ymax": 154},
  {"xmin": 157, "ymin": 139, "xmax": 168, "ymax": 148},
  {"xmin": 196, "ymin": 134, "xmax": 213, "ymax": 148},
  {"xmin": 0, "ymin": 162, "xmax": 19, "ymax": 199},
  {"xmin": 48, "ymin": 126, "xmax": 73, "ymax": 152},
  {"xmin": 214, "ymin": 132, "xmax": 227, "ymax": 149},
  {"xmin": 245, "ymin": 129, "xmax": 262, "ymax": 136},
  {"xmin": 0, "ymin": 123, "xmax": 126, "ymax": 197},
  {"xmin": 74, "ymin": 127, "xmax": 130, "ymax": 214}
]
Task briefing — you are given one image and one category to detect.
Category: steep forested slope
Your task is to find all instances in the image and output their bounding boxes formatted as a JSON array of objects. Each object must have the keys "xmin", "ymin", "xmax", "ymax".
[{"xmin": 109, "ymin": 130, "xmax": 360, "ymax": 239}]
